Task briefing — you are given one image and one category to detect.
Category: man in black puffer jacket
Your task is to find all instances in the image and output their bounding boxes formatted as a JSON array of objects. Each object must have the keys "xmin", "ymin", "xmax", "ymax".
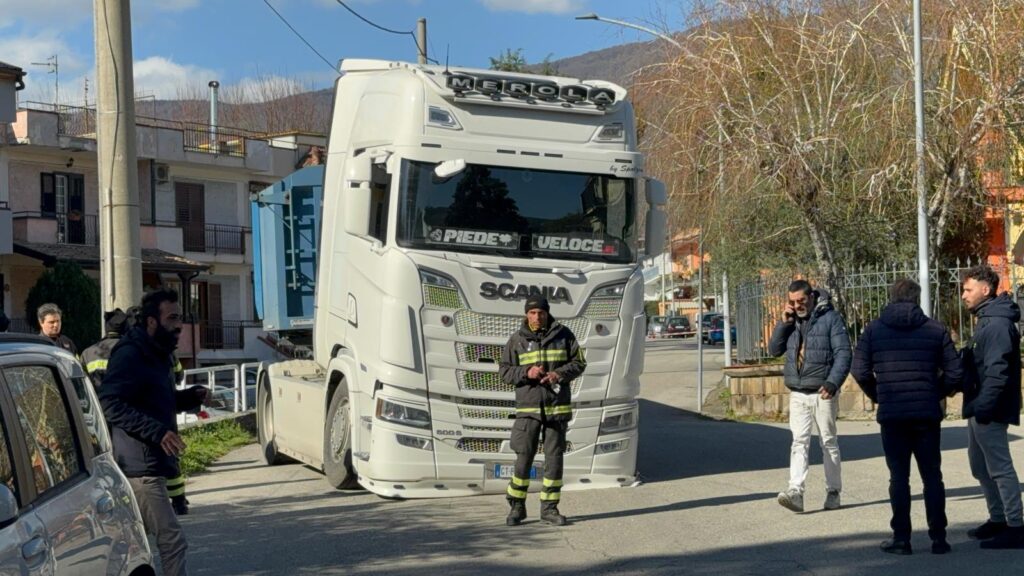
[
  {"xmin": 851, "ymin": 279, "xmax": 962, "ymax": 555},
  {"xmin": 499, "ymin": 296, "xmax": 585, "ymax": 527},
  {"xmin": 959, "ymin": 265, "xmax": 1024, "ymax": 550},
  {"xmin": 99, "ymin": 290, "xmax": 207, "ymax": 576},
  {"xmin": 769, "ymin": 280, "xmax": 851, "ymax": 513}
]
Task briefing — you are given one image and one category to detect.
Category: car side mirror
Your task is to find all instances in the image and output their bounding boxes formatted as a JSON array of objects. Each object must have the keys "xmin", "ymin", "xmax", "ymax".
[{"xmin": 0, "ymin": 485, "xmax": 17, "ymax": 529}]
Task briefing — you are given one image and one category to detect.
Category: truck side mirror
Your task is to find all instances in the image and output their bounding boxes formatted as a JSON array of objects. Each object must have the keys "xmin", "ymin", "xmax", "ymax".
[
  {"xmin": 645, "ymin": 178, "xmax": 667, "ymax": 256},
  {"xmin": 344, "ymin": 154, "xmax": 373, "ymax": 237}
]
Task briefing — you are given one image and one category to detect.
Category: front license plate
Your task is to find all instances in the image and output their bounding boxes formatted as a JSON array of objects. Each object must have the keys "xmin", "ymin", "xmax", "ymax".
[{"xmin": 494, "ymin": 464, "xmax": 539, "ymax": 480}]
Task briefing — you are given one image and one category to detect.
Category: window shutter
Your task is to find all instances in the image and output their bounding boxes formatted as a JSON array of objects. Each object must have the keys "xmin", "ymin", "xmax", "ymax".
[{"xmin": 40, "ymin": 173, "xmax": 56, "ymax": 215}]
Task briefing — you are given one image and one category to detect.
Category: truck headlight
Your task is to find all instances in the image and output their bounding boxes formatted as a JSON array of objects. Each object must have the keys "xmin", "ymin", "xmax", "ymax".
[
  {"xmin": 376, "ymin": 399, "xmax": 431, "ymax": 429},
  {"xmin": 396, "ymin": 433, "xmax": 433, "ymax": 451},
  {"xmin": 595, "ymin": 439, "xmax": 629, "ymax": 454},
  {"xmin": 599, "ymin": 410, "xmax": 636, "ymax": 435}
]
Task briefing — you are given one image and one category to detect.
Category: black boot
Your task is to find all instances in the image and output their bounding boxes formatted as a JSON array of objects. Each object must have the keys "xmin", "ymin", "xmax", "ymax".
[
  {"xmin": 540, "ymin": 503, "xmax": 567, "ymax": 526},
  {"xmin": 506, "ymin": 497, "xmax": 526, "ymax": 526},
  {"xmin": 171, "ymin": 495, "xmax": 189, "ymax": 515}
]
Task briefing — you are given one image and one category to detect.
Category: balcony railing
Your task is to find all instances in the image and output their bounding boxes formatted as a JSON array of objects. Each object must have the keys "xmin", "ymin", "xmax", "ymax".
[
  {"xmin": 198, "ymin": 320, "xmax": 260, "ymax": 350},
  {"xmin": 21, "ymin": 102, "xmax": 265, "ymax": 158},
  {"xmin": 13, "ymin": 212, "xmax": 99, "ymax": 246},
  {"xmin": 182, "ymin": 223, "xmax": 247, "ymax": 255}
]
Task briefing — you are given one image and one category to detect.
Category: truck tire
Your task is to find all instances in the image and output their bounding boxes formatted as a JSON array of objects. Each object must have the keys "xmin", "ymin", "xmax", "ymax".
[
  {"xmin": 324, "ymin": 389, "xmax": 361, "ymax": 490},
  {"xmin": 257, "ymin": 373, "xmax": 291, "ymax": 465}
]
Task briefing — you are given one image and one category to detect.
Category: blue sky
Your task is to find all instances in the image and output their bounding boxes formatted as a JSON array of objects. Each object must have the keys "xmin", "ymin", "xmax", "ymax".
[{"xmin": 2, "ymin": 0, "xmax": 690, "ymax": 104}]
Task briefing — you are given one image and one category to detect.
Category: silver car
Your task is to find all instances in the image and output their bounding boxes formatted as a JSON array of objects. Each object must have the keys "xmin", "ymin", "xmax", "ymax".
[{"xmin": 0, "ymin": 334, "xmax": 154, "ymax": 575}]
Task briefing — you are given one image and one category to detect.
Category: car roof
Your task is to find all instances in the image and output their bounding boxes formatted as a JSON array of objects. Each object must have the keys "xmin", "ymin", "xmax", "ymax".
[
  {"xmin": 0, "ymin": 333, "xmax": 57, "ymax": 350},
  {"xmin": 0, "ymin": 334, "xmax": 84, "ymax": 377}
]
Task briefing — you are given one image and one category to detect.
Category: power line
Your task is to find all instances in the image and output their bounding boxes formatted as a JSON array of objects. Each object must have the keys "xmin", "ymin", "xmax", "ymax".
[
  {"xmin": 333, "ymin": 0, "xmax": 439, "ymax": 64},
  {"xmin": 334, "ymin": 0, "xmax": 412, "ymax": 35},
  {"xmin": 262, "ymin": 0, "xmax": 338, "ymax": 74}
]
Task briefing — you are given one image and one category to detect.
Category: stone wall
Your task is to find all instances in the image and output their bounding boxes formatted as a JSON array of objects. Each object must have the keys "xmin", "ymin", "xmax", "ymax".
[{"xmin": 725, "ymin": 364, "xmax": 974, "ymax": 420}]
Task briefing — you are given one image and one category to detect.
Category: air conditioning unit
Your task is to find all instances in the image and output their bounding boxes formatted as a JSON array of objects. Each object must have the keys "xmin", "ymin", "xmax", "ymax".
[{"xmin": 154, "ymin": 163, "xmax": 170, "ymax": 184}]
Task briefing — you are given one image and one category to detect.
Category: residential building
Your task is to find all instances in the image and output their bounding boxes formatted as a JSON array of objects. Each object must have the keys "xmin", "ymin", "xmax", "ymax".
[{"xmin": 0, "ymin": 95, "xmax": 326, "ymax": 367}]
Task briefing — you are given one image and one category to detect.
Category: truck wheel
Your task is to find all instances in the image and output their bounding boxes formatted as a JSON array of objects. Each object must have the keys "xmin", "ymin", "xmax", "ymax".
[
  {"xmin": 324, "ymin": 389, "xmax": 361, "ymax": 490},
  {"xmin": 257, "ymin": 373, "xmax": 291, "ymax": 465}
]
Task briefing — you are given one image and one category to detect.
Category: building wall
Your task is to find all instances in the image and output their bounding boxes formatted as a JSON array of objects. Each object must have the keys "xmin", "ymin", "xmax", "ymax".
[{"xmin": 7, "ymin": 158, "xmax": 100, "ymax": 215}]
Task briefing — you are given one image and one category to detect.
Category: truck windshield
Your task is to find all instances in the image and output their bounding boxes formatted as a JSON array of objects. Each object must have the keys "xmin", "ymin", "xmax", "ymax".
[{"xmin": 397, "ymin": 159, "xmax": 636, "ymax": 263}]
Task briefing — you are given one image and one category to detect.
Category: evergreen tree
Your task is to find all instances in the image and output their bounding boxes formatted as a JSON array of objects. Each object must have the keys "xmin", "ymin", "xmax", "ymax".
[{"xmin": 25, "ymin": 261, "xmax": 102, "ymax": 350}]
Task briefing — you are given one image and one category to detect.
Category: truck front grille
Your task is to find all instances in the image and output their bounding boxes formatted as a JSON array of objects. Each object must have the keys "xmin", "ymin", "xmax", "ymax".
[
  {"xmin": 455, "ymin": 437, "xmax": 574, "ymax": 454},
  {"xmin": 455, "ymin": 343, "xmax": 504, "ymax": 364},
  {"xmin": 454, "ymin": 310, "xmax": 590, "ymax": 340},
  {"xmin": 457, "ymin": 370, "xmax": 512, "ymax": 393}
]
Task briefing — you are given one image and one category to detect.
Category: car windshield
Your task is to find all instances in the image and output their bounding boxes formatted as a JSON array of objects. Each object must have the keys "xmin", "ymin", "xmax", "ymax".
[{"xmin": 397, "ymin": 160, "xmax": 636, "ymax": 263}]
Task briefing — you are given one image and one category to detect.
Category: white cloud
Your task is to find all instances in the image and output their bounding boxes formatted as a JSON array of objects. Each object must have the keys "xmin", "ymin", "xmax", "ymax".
[
  {"xmin": 0, "ymin": 32, "xmax": 89, "ymax": 103},
  {"xmin": 133, "ymin": 56, "xmax": 220, "ymax": 100},
  {"xmin": 479, "ymin": 0, "xmax": 584, "ymax": 15},
  {"xmin": 0, "ymin": 0, "xmax": 91, "ymax": 29}
]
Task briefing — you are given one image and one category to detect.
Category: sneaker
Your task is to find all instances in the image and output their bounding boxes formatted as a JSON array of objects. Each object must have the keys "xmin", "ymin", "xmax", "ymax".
[
  {"xmin": 931, "ymin": 540, "xmax": 951, "ymax": 555},
  {"xmin": 777, "ymin": 489, "xmax": 803, "ymax": 513},
  {"xmin": 980, "ymin": 526, "xmax": 1024, "ymax": 549},
  {"xmin": 506, "ymin": 498, "xmax": 526, "ymax": 527},
  {"xmin": 967, "ymin": 520, "xmax": 1007, "ymax": 540},
  {"xmin": 880, "ymin": 539, "xmax": 912, "ymax": 555},
  {"xmin": 824, "ymin": 490, "xmax": 841, "ymax": 510}
]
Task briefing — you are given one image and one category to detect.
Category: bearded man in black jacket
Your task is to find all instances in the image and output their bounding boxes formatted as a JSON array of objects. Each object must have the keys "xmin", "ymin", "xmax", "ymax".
[
  {"xmin": 959, "ymin": 265, "xmax": 1024, "ymax": 550},
  {"xmin": 100, "ymin": 290, "xmax": 207, "ymax": 575}
]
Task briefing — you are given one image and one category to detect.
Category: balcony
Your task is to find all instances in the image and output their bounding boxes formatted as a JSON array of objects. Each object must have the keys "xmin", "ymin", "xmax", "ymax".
[
  {"xmin": 17, "ymin": 102, "xmax": 269, "ymax": 164},
  {"xmin": 12, "ymin": 212, "xmax": 98, "ymax": 246},
  {"xmin": 182, "ymin": 223, "xmax": 247, "ymax": 255}
]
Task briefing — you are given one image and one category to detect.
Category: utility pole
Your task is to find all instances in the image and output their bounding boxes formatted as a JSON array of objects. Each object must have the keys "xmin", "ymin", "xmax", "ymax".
[
  {"xmin": 417, "ymin": 18, "xmax": 427, "ymax": 64},
  {"xmin": 95, "ymin": 0, "xmax": 143, "ymax": 314}
]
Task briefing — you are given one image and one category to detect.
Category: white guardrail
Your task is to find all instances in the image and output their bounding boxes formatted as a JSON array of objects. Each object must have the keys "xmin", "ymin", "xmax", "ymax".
[{"xmin": 179, "ymin": 362, "xmax": 261, "ymax": 414}]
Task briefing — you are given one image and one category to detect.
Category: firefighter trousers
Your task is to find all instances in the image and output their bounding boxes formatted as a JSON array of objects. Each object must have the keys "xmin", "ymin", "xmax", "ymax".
[{"xmin": 506, "ymin": 417, "xmax": 566, "ymax": 507}]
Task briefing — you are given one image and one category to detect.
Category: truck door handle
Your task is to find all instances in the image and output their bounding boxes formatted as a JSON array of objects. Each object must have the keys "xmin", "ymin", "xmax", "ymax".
[
  {"xmin": 96, "ymin": 493, "xmax": 115, "ymax": 515},
  {"xmin": 22, "ymin": 536, "xmax": 48, "ymax": 563}
]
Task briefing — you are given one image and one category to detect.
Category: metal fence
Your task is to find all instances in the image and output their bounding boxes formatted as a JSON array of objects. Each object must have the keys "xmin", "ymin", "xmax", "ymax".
[{"xmin": 734, "ymin": 259, "xmax": 990, "ymax": 363}]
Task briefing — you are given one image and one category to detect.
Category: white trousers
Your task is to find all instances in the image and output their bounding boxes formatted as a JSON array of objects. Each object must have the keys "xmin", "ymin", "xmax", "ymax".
[{"xmin": 788, "ymin": 390, "xmax": 842, "ymax": 493}]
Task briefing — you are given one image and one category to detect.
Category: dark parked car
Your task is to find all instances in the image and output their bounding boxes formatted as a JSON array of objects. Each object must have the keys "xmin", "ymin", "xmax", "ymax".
[
  {"xmin": 0, "ymin": 334, "xmax": 154, "ymax": 575},
  {"xmin": 707, "ymin": 316, "xmax": 737, "ymax": 345},
  {"xmin": 663, "ymin": 316, "xmax": 693, "ymax": 338}
]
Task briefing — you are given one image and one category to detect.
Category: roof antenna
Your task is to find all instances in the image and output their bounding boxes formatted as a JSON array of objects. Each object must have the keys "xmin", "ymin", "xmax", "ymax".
[{"xmin": 443, "ymin": 44, "xmax": 451, "ymax": 75}]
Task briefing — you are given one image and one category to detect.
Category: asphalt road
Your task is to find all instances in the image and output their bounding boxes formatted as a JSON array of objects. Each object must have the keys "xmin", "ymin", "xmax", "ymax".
[{"xmin": 181, "ymin": 339, "xmax": 1024, "ymax": 575}]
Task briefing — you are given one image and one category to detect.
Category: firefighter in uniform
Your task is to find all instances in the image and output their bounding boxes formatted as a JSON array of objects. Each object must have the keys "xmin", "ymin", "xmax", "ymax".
[
  {"xmin": 499, "ymin": 296, "xmax": 586, "ymax": 526},
  {"xmin": 82, "ymin": 308, "xmax": 130, "ymax": 388}
]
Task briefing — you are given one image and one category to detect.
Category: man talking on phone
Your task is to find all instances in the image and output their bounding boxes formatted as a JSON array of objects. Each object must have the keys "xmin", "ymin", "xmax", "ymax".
[
  {"xmin": 100, "ymin": 289, "xmax": 207, "ymax": 576},
  {"xmin": 769, "ymin": 280, "xmax": 851, "ymax": 513}
]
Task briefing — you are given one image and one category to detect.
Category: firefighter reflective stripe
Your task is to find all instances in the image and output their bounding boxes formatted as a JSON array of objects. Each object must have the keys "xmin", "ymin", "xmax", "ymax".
[
  {"xmin": 85, "ymin": 359, "xmax": 108, "ymax": 374},
  {"xmin": 507, "ymin": 475, "xmax": 529, "ymax": 500},
  {"xmin": 515, "ymin": 404, "xmax": 571, "ymax": 416},
  {"xmin": 539, "ymin": 490, "xmax": 562, "ymax": 501},
  {"xmin": 166, "ymin": 474, "xmax": 186, "ymax": 498},
  {"xmin": 542, "ymin": 478, "xmax": 563, "ymax": 488},
  {"xmin": 517, "ymin": 349, "xmax": 569, "ymax": 365},
  {"xmin": 547, "ymin": 405, "xmax": 572, "ymax": 416}
]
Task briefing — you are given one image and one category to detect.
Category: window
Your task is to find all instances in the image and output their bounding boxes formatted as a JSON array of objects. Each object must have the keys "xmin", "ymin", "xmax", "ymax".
[
  {"xmin": 5, "ymin": 366, "xmax": 83, "ymax": 496},
  {"xmin": 369, "ymin": 163, "xmax": 390, "ymax": 243},
  {"xmin": 0, "ymin": 418, "xmax": 16, "ymax": 502},
  {"xmin": 69, "ymin": 376, "xmax": 110, "ymax": 456}
]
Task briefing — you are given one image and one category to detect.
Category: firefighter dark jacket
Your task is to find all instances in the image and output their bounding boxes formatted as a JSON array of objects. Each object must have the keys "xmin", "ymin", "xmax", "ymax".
[{"xmin": 499, "ymin": 318, "xmax": 586, "ymax": 422}]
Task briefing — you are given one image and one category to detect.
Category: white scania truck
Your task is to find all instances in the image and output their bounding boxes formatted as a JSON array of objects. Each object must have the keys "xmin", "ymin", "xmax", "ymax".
[{"xmin": 256, "ymin": 59, "xmax": 667, "ymax": 498}]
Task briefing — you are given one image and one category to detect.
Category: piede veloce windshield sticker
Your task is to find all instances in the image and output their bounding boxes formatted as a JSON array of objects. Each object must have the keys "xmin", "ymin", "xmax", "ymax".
[
  {"xmin": 532, "ymin": 234, "xmax": 619, "ymax": 256},
  {"xmin": 427, "ymin": 227, "xmax": 519, "ymax": 249}
]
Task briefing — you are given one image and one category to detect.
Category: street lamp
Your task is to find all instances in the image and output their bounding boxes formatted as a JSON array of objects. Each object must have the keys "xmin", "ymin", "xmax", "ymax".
[
  {"xmin": 913, "ymin": 0, "xmax": 930, "ymax": 314},
  {"xmin": 574, "ymin": 13, "xmax": 682, "ymax": 49}
]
